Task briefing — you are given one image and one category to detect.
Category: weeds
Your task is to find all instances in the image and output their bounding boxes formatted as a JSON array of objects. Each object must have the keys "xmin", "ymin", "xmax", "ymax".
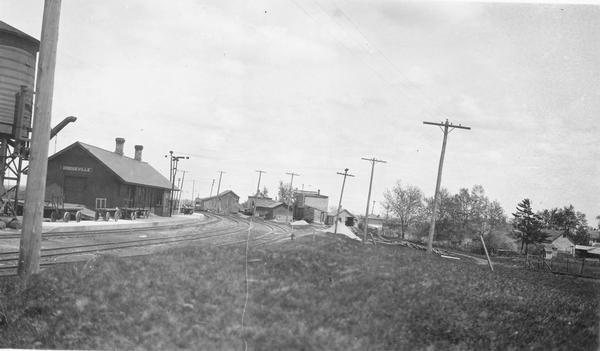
[{"xmin": 0, "ymin": 235, "xmax": 598, "ymax": 350}]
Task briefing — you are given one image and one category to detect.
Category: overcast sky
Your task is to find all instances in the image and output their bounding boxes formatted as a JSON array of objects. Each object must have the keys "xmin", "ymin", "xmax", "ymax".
[{"xmin": 2, "ymin": 0, "xmax": 599, "ymax": 221}]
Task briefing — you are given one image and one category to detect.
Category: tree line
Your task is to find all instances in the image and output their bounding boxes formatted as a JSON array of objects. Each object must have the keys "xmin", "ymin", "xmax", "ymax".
[
  {"xmin": 512, "ymin": 199, "xmax": 593, "ymax": 253},
  {"xmin": 382, "ymin": 180, "xmax": 595, "ymax": 253},
  {"xmin": 382, "ymin": 182, "xmax": 507, "ymax": 246}
]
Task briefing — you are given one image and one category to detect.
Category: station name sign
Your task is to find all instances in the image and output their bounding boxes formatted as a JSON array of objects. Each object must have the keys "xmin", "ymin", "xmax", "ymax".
[{"xmin": 62, "ymin": 165, "xmax": 93, "ymax": 173}]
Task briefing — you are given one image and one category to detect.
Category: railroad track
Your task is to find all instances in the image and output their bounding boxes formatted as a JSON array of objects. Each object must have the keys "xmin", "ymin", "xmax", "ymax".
[
  {"xmin": 0, "ymin": 214, "xmax": 292, "ymax": 276},
  {"xmin": 215, "ymin": 217, "xmax": 294, "ymax": 248}
]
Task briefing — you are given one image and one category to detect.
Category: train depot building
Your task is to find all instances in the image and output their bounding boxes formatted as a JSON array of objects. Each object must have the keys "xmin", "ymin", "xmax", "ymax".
[
  {"xmin": 246, "ymin": 196, "xmax": 291, "ymax": 221},
  {"xmin": 196, "ymin": 190, "xmax": 240, "ymax": 214},
  {"xmin": 45, "ymin": 138, "xmax": 172, "ymax": 216},
  {"xmin": 293, "ymin": 190, "xmax": 329, "ymax": 224}
]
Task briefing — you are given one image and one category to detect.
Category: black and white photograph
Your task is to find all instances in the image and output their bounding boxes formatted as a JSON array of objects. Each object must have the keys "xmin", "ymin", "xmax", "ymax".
[{"xmin": 0, "ymin": 0, "xmax": 599, "ymax": 349}]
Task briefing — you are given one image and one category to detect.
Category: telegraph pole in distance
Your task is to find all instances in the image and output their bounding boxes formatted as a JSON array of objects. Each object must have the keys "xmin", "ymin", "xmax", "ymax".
[
  {"xmin": 255, "ymin": 170, "xmax": 266, "ymax": 196},
  {"xmin": 216, "ymin": 171, "xmax": 225, "ymax": 213},
  {"xmin": 190, "ymin": 179, "xmax": 195, "ymax": 209},
  {"xmin": 18, "ymin": 0, "xmax": 62, "ymax": 283},
  {"xmin": 177, "ymin": 170, "xmax": 186, "ymax": 213},
  {"xmin": 334, "ymin": 168, "xmax": 354, "ymax": 234},
  {"xmin": 209, "ymin": 178, "xmax": 215, "ymax": 197},
  {"xmin": 423, "ymin": 119, "xmax": 471, "ymax": 253},
  {"xmin": 165, "ymin": 151, "xmax": 189, "ymax": 217},
  {"xmin": 361, "ymin": 157, "xmax": 386, "ymax": 243},
  {"xmin": 372, "ymin": 200, "xmax": 376, "ymax": 215},
  {"xmin": 285, "ymin": 172, "xmax": 299, "ymax": 222}
]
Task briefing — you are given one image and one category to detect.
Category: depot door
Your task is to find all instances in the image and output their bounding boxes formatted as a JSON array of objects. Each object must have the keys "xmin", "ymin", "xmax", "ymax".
[{"xmin": 63, "ymin": 176, "xmax": 87, "ymax": 205}]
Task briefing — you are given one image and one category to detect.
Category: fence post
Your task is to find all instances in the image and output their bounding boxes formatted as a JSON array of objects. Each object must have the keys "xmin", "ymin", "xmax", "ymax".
[{"xmin": 579, "ymin": 258, "xmax": 585, "ymax": 275}]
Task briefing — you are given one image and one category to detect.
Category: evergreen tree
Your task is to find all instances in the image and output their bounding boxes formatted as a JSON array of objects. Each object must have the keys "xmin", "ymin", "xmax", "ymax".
[{"xmin": 512, "ymin": 199, "xmax": 548, "ymax": 254}]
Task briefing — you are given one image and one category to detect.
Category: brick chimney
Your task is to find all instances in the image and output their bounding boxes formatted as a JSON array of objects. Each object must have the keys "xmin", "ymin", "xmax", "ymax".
[
  {"xmin": 115, "ymin": 137, "xmax": 125, "ymax": 156},
  {"xmin": 134, "ymin": 145, "xmax": 143, "ymax": 161}
]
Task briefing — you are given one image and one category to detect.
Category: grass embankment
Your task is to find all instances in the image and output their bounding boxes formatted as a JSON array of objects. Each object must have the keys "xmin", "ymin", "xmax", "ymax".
[{"xmin": 0, "ymin": 234, "xmax": 598, "ymax": 350}]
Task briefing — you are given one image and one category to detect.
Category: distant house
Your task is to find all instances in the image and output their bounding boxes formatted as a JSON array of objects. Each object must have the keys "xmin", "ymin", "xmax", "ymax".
[
  {"xmin": 575, "ymin": 245, "xmax": 600, "ymax": 259},
  {"xmin": 45, "ymin": 138, "xmax": 172, "ymax": 216},
  {"xmin": 246, "ymin": 195, "xmax": 273, "ymax": 209},
  {"xmin": 543, "ymin": 233, "xmax": 576, "ymax": 258},
  {"xmin": 251, "ymin": 198, "xmax": 291, "ymax": 221},
  {"xmin": 362, "ymin": 215, "xmax": 384, "ymax": 232},
  {"xmin": 294, "ymin": 190, "xmax": 328, "ymax": 223},
  {"xmin": 197, "ymin": 190, "xmax": 240, "ymax": 214},
  {"xmin": 326, "ymin": 209, "xmax": 356, "ymax": 226}
]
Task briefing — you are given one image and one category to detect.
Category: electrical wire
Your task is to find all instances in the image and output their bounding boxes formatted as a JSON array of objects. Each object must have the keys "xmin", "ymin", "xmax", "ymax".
[{"xmin": 305, "ymin": 0, "xmax": 442, "ymax": 120}]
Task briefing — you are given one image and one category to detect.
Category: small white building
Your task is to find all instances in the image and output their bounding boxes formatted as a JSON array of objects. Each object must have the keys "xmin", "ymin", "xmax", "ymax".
[
  {"xmin": 544, "ymin": 235, "xmax": 575, "ymax": 258},
  {"xmin": 326, "ymin": 209, "xmax": 356, "ymax": 226}
]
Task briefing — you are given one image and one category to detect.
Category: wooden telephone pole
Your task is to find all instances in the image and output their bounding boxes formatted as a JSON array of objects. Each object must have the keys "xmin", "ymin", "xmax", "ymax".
[
  {"xmin": 18, "ymin": 0, "xmax": 62, "ymax": 283},
  {"xmin": 216, "ymin": 171, "xmax": 225, "ymax": 213},
  {"xmin": 255, "ymin": 170, "xmax": 266, "ymax": 195},
  {"xmin": 209, "ymin": 178, "xmax": 215, "ymax": 197},
  {"xmin": 334, "ymin": 168, "xmax": 354, "ymax": 234},
  {"xmin": 423, "ymin": 119, "xmax": 471, "ymax": 253},
  {"xmin": 361, "ymin": 157, "xmax": 386, "ymax": 243},
  {"xmin": 165, "ymin": 151, "xmax": 188, "ymax": 216}
]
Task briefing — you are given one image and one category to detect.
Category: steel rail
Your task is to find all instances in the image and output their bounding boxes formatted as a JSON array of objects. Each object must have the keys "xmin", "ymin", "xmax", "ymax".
[{"xmin": 0, "ymin": 215, "xmax": 294, "ymax": 276}]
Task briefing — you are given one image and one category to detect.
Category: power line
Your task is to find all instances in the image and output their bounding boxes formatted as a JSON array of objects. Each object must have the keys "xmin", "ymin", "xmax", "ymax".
[
  {"xmin": 423, "ymin": 119, "xmax": 471, "ymax": 253},
  {"xmin": 361, "ymin": 157, "xmax": 386, "ymax": 243},
  {"xmin": 307, "ymin": 0, "xmax": 441, "ymax": 120}
]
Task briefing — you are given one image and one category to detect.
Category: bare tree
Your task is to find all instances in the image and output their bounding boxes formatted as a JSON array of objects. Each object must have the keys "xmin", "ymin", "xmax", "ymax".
[{"xmin": 383, "ymin": 181, "xmax": 424, "ymax": 239}]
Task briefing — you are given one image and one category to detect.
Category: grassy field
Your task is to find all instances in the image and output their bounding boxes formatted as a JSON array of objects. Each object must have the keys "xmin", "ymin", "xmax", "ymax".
[{"xmin": 0, "ymin": 233, "xmax": 598, "ymax": 350}]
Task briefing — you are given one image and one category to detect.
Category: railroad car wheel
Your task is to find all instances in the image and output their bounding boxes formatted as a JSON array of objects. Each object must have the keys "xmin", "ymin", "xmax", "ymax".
[
  {"xmin": 144, "ymin": 210, "xmax": 149, "ymax": 219},
  {"xmin": 130, "ymin": 212, "xmax": 136, "ymax": 220},
  {"xmin": 63, "ymin": 211, "xmax": 70, "ymax": 223},
  {"xmin": 94, "ymin": 211, "xmax": 99, "ymax": 221},
  {"xmin": 104, "ymin": 211, "xmax": 110, "ymax": 221},
  {"xmin": 76, "ymin": 210, "xmax": 82, "ymax": 223}
]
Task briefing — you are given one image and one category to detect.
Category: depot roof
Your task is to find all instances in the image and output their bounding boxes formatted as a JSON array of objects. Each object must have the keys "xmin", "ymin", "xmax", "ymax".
[{"xmin": 49, "ymin": 142, "xmax": 172, "ymax": 190}]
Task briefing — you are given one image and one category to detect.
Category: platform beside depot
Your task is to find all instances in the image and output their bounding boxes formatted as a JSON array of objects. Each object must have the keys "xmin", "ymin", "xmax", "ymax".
[{"xmin": 39, "ymin": 212, "xmax": 208, "ymax": 234}]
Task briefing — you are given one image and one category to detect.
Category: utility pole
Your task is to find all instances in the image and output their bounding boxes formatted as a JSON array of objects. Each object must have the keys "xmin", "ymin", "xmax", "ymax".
[
  {"xmin": 423, "ymin": 119, "xmax": 471, "ymax": 253},
  {"xmin": 165, "ymin": 151, "xmax": 189, "ymax": 217},
  {"xmin": 334, "ymin": 168, "xmax": 354, "ymax": 234},
  {"xmin": 285, "ymin": 172, "xmax": 299, "ymax": 222},
  {"xmin": 190, "ymin": 179, "xmax": 195, "ymax": 209},
  {"xmin": 209, "ymin": 178, "xmax": 215, "ymax": 197},
  {"xmin": 372, "ymin": 200, "xmax": 376, "ymax": 215},
  {"xmin": 216, "ymin": 171, "xmax": 225, "ymax": 213},
  {"xmin": 361, "ymin": 157, "xmax": 386, "ymax": 243},
  {"xmin": 18, "ymin": 0, "xmax": 62, "ymax": 283},
  {"xmin": 255, "ymin": 170, "xmax": 266, "ymax": 196},
  {"xmin": 177, "ymin": 170, "xmax": 186, "ymax": 214}
]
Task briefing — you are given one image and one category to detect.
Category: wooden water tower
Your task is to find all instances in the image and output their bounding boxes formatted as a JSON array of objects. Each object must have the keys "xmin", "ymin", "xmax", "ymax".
[{"xmin": 0, "ymin": 21, "xmax": 39, "ymax": 216}]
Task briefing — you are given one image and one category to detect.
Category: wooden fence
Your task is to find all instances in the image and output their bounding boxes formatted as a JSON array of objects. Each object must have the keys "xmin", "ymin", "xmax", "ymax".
[{"xmin": 526, "ymin": 254, "xmax": 600, "ymax": 279}]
